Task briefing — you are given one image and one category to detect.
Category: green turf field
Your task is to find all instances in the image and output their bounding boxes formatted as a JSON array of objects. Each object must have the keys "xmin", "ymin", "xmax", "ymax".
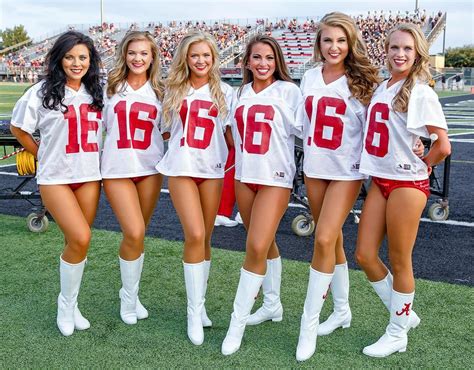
[
  {"xmin": 0, "ymin": 214, "xmax": 471, "ymax": 368},
  {"xmin": 0, "ymin": 82, "xmax": 31, "ymax": 120}
]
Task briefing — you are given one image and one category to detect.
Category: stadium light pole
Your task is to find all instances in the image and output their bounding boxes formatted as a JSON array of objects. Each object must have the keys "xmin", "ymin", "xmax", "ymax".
[
  {"xmin": 415, "ymin": 0, "xmax": 419, "ymax": 11},
  {"xmin": 100, "ymin": 0, "xmax": 104, "ymax": 30}
]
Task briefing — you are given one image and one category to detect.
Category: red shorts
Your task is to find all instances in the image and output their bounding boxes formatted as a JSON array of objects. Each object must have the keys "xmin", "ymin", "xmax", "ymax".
[
  {"xmin": 68, "ymin": 183, "xmax": 84, "ymax": 191},
  {"xmin": 372, "ymin": 177, "xmax": 430, "ymax": 199},
  {"xmin": 130, "ymin": 175, "xmax": 148, "ymax": 184},
  {"xmin": 191, "ymin": 177, "xmax": 207, "ymax": 186},
  {"xmin": 243, "ymin": 182, "xmax": 264, "ymax": 193}
]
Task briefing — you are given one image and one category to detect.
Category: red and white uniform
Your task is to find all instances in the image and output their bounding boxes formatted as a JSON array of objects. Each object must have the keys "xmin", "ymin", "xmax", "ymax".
[
  {"xmin": 101, "ymin": 81, "xmax": 164, "ymax": 178},
  {"xmin": 297, "ymin": 67, "xmax": 367, "ymax": 180},
  {"xmin": 233, "ymin": 81, "xmax": 303, "ymax": 189},
  {"xmin": 360, "ymin": 80, "xmax": 447, "ymax": 180},
  {"xmin": 11, "ymin": 82, "xmax": 102, "ymax": 185},
  {"xmin": 156, "ymin": 82, "xmax": 236, "ymax": 178}
]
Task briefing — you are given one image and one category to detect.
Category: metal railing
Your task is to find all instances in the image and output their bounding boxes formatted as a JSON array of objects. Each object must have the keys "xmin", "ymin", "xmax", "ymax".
[{"xmin": 426, "ymin": 12, "xmax": 447, "ymax": 47}]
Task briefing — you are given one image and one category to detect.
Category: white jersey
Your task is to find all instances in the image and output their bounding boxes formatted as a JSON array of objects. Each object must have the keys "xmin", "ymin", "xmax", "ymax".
[
  {"xmin": 101, "ymin": 81, "xmax": 164, "ymax": 178},
  {"xmin": 233, "ymin": 81, "xmax": 303, "ymax": 189},
  {"xmin": 11, "ymin": 82, "xmax": 102, "ymax": 185},
  {"xmin": 156, "ymin": 82, "xmax": 236, "ymax": 178},
  {"xmin": 360, "ymin": 80, "xmax": 447, "ymax": 181},
  {"xmin": 297, "ymin": 67, "xmax": 367, "ymax": 180}
]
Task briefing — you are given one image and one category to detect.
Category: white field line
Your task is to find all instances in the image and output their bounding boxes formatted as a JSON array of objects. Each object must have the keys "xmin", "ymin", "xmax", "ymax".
[
  {"xmin": 0, "ymin": 164, "xmax": 16, "ymax": 168},
  {"xmin": 450, "ymin": 138, "xmax": 474, "ymax": 143},
  {"xmin": 163, "ymin": 194, "xmax": 474, "ymax": 227},
  {"xmin": 1, "ymin": 183, "xmax": 472, "ymax": 227},
  {"xmin": 448, "ymin": 132, "xmax": 474, "ymax": 137}
]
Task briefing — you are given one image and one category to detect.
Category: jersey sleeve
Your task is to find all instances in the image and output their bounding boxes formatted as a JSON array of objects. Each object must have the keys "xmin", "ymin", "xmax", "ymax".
[
  {"xmin": 285, "ymin": 83, "xmax": 304, "ymax": 137},
  {"xmin": 222, "ymin": 84, "xmax": 237, "ymax": 130},
  {"xmin": 299, "ymin": 72, "xmax": 307, "ymax": 92},
  {"xmin": 407, "ymin": 84, "xmax": 447, "ymax": 137},
  {"xmin": 11, "ymin": 84, "xmax": 42, "ymax": 134}
]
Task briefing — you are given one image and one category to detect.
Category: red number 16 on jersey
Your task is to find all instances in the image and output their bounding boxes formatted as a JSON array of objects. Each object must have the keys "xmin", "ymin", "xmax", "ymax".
[
  {"xmin": 305, "ymin": 96, "xmax": 346, "ymax": 150},
  {"xmin": 64, "ymin": 103, "xmax": 102, "ymax": 154},
  {"xmin": 234, "ymin": 104, "xmax": 274, "ymax": 155},
  {"xmin": 179, "ymin": 99, "xmax": 217, "ymax": 149}
]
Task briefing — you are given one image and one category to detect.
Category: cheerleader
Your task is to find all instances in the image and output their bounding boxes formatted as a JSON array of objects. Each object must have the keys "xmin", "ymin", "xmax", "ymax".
[
  {"xmin": 10, "ymin": 31, "xmax": 103, "ymax": 336},
  {"xmin": 101, "ymin": 31, "xmax": 165, "ymax": 325},
  {"xmin": 156, "ymin": 32, "xmax": 236, "ymax": 345},
  {"xmin": 355, "ymin": 23, "xmax": 450, "ymax": 357},
  {"xmin": 221, "ymin": 35, "xmax": 303, "ymax": 355},
  {"xmin": 294, "ymin": 12, "xmax": 380, "ymax": 361}
]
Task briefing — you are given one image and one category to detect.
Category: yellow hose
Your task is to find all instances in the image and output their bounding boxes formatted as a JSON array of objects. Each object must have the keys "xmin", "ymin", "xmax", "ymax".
[{"xmin": 16, "ymin": 150, "xmax": 37, "ymax": 176}]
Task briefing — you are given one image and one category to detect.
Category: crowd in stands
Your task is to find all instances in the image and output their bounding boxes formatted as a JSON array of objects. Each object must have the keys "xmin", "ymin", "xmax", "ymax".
[
  {"xmin": 354, "ymin": 9, "xmax": 432, "ymax": 66},
  {"xmin": 89, "ymin": 22, "xmax": 117, "ymax": 35},
  {"xmin": 1, "ymin": 10, "xmax": 445, "ymax": 80},
  {"xmin": 149, "ymin": 21, "xmax": 249, "ymax": 66}
]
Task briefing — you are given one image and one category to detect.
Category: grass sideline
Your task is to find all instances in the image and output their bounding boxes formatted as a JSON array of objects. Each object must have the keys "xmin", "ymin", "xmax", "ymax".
[{"xmin": 0, "ymin": 214, "xmax": 471, "ymax": 368}]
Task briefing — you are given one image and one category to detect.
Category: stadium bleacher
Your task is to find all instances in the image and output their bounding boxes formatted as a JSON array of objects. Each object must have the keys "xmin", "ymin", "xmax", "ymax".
[{"xmin": 0, "ymin": 10, "xmax": 446, "ymax": 81}]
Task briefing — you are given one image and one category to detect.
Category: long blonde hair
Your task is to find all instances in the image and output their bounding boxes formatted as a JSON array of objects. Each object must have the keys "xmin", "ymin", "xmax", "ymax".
[
  {"xmin": 162, "ymin": 32, "xmax": 227, "ymax": 126},
  {"xmin": 107, "ymin": 31, "xmax": 164, "ymax": 100},
  {"xmin": 239, "ymin": 34, "xmax": 293, "ymax": 97},
  {"xmin": 314, "ymin": 12, "xmax": 380, "ymax": 106},
  {"xmin": 385, "ymin": 23, "xmax": 431, "ymax": 112}
]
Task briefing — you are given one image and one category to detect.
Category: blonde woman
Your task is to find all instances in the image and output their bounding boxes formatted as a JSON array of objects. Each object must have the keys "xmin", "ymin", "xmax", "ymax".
[
  {"xmin": 294, "ymin": 12, "xmax": 381, "ymax": 361},
  {"xmin": 101, "ymin": 31, "xmax": 165, "ymax": 325},
  {"xmin": 156, "ymin": 31, "xmax": 236, "ymax": 345},
  {"xmin": 356, "ymin": 23, "xmax": 450, "ymax": 357}
]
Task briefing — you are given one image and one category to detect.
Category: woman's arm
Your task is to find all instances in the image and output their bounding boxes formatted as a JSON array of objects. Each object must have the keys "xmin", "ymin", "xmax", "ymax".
[
  {"xmin": 10, "ymin": 125, "xmax": 39, "ymax": 158},
  {"xmin": 422, "ymin": 126, "xmax": 451, "ymax": 168}
]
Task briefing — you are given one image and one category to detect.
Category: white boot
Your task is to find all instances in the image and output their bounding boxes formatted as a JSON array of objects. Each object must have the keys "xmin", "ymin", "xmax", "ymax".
[
  {"xmin": 73, "ymin": 303, "xmax": 91, "ymax": 331},
  {"xmin": 222, "ymin": 268, "xmax": 264, "ymax": 356},
  {"xmin": 57, "ymin": 257, "xmax": 89, "ymax": 336},
  {"xmin": 201, "ymin": 260, "xmax": 213, "ymax": 328},
  {"xmin": 318, "ymin": 262, "xmax": 351, "ymax": 336},
  {"xmin": 363, "ymin": 290, "xmax": 414, "ymax": 357},
  {"xmin": 119, "ymin": 256, "xmax": 142, "ymax": 325},
  {"xmin": 183, "ymin": 261, "xmax": 205, "ymax": 345},
  {"xmin": 248, "ymin": 257, "xmax": 283, "ymax": 325},
  {"xmin": 296, "ymin": 268, "xmax": 333, "ymax": 362},
  {"xmin": 136, "ymin": 254, "xmax": 149, "ymax": 320},
  {"xmin": 371, "ymin": 272, "xmax": 420, "ymax": 331}
]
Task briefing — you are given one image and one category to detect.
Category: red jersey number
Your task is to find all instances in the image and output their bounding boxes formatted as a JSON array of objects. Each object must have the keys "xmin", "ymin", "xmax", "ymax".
[
  {"xmin": 64, "ymin": 104, "xmax": 101, "ymax": 154},
  {"xmin": 234, "ymin": 104, "xmax": 274, "ymax": 155},
  {"xmin": 365, "ymin": 102, "xmax": 389, "ymax": 157},
  {"xmin": 114, "ymin": 101, "xmax": 157, "ymax": 150},
  {"xmin": 305, "ymin": 96, "xmax": 346, "ymax": 150},
  {"xmin": 180, "ymin": 99, "xmax": 217, "ymax": 149}
]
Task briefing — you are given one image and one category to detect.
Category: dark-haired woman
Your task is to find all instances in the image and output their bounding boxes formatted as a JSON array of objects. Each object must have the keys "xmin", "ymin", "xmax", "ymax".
[
  {"xmin": 221, "ymin": 35, "xmax": 303, "ymax": 355},
  {"xmin": 10, "ymin": 31, "xmax": 103, "ymax": 337}
]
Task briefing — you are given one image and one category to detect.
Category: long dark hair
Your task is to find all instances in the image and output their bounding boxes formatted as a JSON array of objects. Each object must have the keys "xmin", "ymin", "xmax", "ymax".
[
  {"xmin": 41, "ymin": 31, "xmax": 103, "ymax": 112},
  {"xmin": 239, "ymin": 34, "xmax": 293, "ymax": 97}
]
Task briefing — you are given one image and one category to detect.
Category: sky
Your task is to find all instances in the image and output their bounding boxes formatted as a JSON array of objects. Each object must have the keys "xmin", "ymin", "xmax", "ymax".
[{"xmin": 1, "ymin": 0, "xmax": 473, "ymax": 54}]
